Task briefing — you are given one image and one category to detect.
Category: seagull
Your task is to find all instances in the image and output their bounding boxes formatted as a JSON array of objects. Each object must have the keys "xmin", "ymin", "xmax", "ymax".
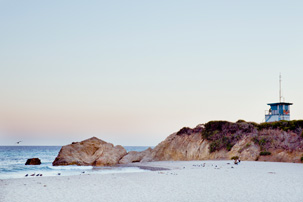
[{"xmin": 16, "ymin": 141, "xmax": 22, "ymax": 144}]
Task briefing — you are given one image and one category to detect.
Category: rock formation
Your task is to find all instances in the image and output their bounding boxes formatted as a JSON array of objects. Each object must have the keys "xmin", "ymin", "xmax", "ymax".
[
  {"xmin": 143, "ymin": 120, "xmax": 303, "ymax": 163},
  {"xmin": 25, "ymin": 158, "xmax": 41, "ymax": 165},
  {"xmin": 52, "ymin": 137, "xmax": 127, "ymax": 166},
  {"xmin": 119, "ymin": 147, "xmax": 152, "ymax": 164},
  {"xmin": 53, "ymin": 120, "xmax": 303, "ymax": 166}
]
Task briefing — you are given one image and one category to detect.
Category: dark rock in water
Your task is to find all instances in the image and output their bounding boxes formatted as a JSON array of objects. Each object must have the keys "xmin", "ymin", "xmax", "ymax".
[{"xmin": 25, "ymin": 158, "xmax": 41, "ymax": 165}]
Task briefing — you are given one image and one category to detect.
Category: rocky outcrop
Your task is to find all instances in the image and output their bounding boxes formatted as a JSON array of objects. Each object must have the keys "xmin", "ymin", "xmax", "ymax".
[
  {"xmin": 228, "ymin": 137, "xmax": 260, "ymax": 161},
  {"xmin": 143, "ymin": 121, "xmax": 303, "ymax": 163},
  {"xmin": 52, "ymin": 137, "xmax": 127, "ymax": 166},
  {"xmin": 142, "ymin": 131, "xmax": 209, "ymax": 162},
  {"xmin": 53, "ymin": 120, "xmax": 303, "ymax": 166},
  {"xmin": 119, "ymin": 148, "xmax": 152, "ymax": 164},
  {"xmin": 143, "ymin": 131, "xmax": 303, "ymax": 163},
  {"xmin": 25, "ymin": 158, "xmax": 41, "ymax": 165}
]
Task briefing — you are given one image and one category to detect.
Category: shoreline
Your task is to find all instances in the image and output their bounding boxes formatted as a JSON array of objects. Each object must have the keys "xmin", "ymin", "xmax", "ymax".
[
  {"xmin": 2, "ymin": 159, "xmax": 302, "ymax": 179},
  {"xmin": 1, "ymin": 160, "xmax": 303, "ymax": 202}
]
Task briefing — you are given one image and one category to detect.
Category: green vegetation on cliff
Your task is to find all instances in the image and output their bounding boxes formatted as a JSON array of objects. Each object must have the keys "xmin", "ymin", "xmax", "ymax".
[
  {"xmin": 201, "ymin": 120, "xmax": 303, "ymax": 153},
  {"xmin": 201, "ymin": 120, "xmax": 255, "ymax": 152},
  {"xmin": 257, "ymin": 120, "xmax": 303, "ymax": 132},
  {"xmin": 260, "ymin": 151, "xmax": 271, "ymax": 156}
]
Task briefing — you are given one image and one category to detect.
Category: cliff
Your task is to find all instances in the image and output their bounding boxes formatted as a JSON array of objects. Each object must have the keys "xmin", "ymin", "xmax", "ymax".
[{"xmin": 143, "ymin": 120, "xmax": 303, "ymax": 163}]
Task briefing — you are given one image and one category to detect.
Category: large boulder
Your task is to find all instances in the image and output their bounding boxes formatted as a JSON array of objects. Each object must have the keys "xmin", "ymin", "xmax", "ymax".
[
  {"xmin": 25, "ymin": 158, "xmax": 41, "ymax": 165},
  {"xmin": 119, "ymin": 147, "xmax": 153, "ymax": 164},
  {"xmin": 52, "ymin": 137, "xmax": 127, "ymax": 166}
]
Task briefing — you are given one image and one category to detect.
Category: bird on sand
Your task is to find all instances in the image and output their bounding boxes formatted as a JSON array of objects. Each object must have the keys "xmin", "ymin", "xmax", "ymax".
[
  {"xmin": 25, "ymin": 174, "xmax": 28, "ymax": 177},
  {"xmin": 30, "ymin": 173, "xmax": 35, "ymax": 176}
]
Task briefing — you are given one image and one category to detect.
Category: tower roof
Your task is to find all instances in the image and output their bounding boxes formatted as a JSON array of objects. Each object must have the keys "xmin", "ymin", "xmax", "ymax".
[{"xmin": 267, "ymin": 102, "xmax": 293, "ymax": 106}]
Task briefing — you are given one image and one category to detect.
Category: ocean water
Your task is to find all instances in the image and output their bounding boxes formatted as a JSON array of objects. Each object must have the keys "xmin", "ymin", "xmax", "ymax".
[{"xmin": 0, "ymin": 146, "xmax": 151, "ymax": 179}]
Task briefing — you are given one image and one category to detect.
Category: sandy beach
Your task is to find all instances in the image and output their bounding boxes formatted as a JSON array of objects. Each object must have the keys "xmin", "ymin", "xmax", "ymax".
[{"xmin": 1, "ymin": 160, "xmax": 303, "ymax": 202}]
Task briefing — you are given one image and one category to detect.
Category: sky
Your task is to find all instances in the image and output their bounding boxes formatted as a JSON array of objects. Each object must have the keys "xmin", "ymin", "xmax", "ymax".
[{"xmin": 0, "ymin": 0, "xmax": 303, "ymax": 146}]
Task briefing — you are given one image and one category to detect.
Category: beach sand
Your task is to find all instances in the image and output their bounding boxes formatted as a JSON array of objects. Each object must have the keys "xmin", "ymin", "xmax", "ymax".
[{"xmin": 1, "ymin": 160, "xmax": 303, "ymax": 202}]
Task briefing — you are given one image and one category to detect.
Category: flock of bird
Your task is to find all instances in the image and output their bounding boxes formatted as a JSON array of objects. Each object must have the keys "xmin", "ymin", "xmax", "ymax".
[
  {"xmin": 25, "ymin": 173, "xmax": 43, "ymax": 177},
  {"xmin": 25, "ymin": 173, "xmax": 61, "ymax": 177},
  {"xmin": 24, "ymin": 171, "xmax": 86, "ymax": 177}
]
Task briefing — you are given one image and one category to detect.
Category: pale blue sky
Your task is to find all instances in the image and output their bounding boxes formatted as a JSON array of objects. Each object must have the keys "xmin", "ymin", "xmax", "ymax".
[{"xmin": 1, "ymin": 0, "xmax": 303, "ymax": 146}]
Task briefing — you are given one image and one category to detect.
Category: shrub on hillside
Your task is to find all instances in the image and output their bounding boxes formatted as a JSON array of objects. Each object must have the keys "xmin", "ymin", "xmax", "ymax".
[
  {"xmin": 177, "ymin": 126, "xmax": 204, "ymax": 136},
  {"xmin": 260, "ymin": 151, "xmax": 271, "ymax": 156},
  {"xmin": 209, "ymin": 141, "xmax": 220, "ymax": 153},
  {"xmin": 231, "ymin": 156, "xmax": 239, "ymax": 160},
  {"xmin": 257, "ymin": 120, "xmax": 303, "ymax": 132},
  {"xmin": 202, "ymin": 120, "xmax": 255, "ymax": 152},
  {"xmin": 176, "ymin": 127, "xmax": 193, "ymax": 136},
  {"xmin": 252, "ymin": 134, "xmax": 273, "ymax": 151},
  {"xmin": 201, "ymin": 120, "xmax": 303, "ymax": 153}
]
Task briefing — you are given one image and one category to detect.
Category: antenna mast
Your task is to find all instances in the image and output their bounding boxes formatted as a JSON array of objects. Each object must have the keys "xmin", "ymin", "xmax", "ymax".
[{"xmin": 279, "ymin": 73, "xmax": 282, "ymax": 103}]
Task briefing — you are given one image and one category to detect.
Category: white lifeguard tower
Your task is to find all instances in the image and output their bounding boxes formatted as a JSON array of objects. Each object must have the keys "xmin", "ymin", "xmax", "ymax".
[{"xmin": 265, "ymin": 74, "xmax": 293, "ymax": 122}]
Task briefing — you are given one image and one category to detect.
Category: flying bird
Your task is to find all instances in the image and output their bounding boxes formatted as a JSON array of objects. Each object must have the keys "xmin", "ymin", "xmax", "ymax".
[{"xmin": 16, "ymin": 141, "xmax": 22, "ymax": 144}]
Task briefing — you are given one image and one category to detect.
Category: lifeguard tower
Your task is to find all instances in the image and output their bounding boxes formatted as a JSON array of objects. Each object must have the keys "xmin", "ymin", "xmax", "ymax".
[{"xmin": 265, "ymin": 74, "xmax": 293, "ymax": 122}]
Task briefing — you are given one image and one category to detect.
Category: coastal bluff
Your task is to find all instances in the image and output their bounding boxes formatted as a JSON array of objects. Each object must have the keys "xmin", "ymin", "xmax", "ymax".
[
  {"xmin": 142, "ymin": 120, "xmax": 303, "ymax": 163},
  {"xmin": 53, "ymin": 120, "xmax": 303, "ymax": 166}
]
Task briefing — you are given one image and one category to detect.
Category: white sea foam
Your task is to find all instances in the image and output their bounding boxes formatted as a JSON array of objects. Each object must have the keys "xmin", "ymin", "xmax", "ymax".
[{"xmin": 48, "ymin": 165, "xmax": 93, "ymax": 170}]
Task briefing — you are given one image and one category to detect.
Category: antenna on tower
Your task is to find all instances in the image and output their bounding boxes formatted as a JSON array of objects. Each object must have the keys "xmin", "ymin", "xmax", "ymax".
[
  {"xmin": 279, "ymin": 73, "xmax": 282, "ymax": 103},
  {"xmin": 265, "ymin": 73, "xmax": 293, "ymax": 122}
]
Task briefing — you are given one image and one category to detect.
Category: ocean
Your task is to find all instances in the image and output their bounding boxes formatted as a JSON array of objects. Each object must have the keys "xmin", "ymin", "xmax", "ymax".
[{"xmin": 0, "ymin": 146, "xmax": 151, "ymax": 179}]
